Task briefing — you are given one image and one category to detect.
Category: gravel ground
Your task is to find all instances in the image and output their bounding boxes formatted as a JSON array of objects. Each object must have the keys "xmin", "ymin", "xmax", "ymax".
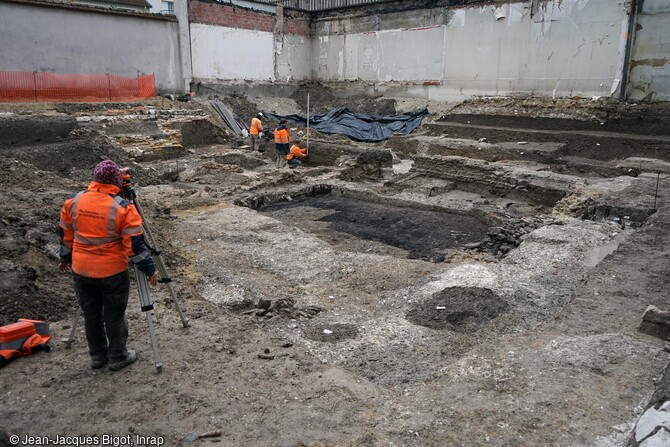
[{"xmin": 1, "ymin": 96, "xmax": 670, "ymax": 447}]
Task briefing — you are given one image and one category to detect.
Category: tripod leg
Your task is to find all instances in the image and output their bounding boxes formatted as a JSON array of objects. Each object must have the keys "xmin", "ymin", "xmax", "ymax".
[
  {"xmin": 135, "ymin": 265, "xmax": 163, "ymax": 373},
  {"xmin": 154, "ymin": 255, "xmax": 190, "ymax": 328},
  {"xmin": 62, "ymin": 309, "xmax": 80, "ymax": 349},
  {"xmin": 133, "ymin": 197, "xmax": 189, "ymax": 328},
  {"xmin": 144, "ymin": 311, "xmax": 163, "ymax": 374}
]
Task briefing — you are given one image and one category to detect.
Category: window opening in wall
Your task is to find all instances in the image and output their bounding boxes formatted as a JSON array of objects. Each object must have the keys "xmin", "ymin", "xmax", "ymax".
[{"xmin": 161, "ymin": 0, "xmax": 174, "ymax": 14}]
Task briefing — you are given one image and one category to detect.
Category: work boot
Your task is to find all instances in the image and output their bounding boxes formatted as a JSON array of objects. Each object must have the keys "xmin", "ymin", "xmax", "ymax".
[
  {"xmin": 108, "ymin": 350, "xmax": 136, "ymax": 372},
  {"xmin": 90, "ymin": 356, "xmax": 108, "ymax": 370}
]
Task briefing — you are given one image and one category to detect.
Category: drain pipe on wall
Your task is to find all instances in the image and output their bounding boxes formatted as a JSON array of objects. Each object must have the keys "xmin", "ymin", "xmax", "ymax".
[{"xmin": 619, "ymin": 0, "xmax": 640, "ymax": 101}]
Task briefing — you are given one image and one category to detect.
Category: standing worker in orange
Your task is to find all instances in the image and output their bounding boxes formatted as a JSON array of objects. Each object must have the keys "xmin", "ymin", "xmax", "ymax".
[
  {"xmin": 58, "ymin": 160, "xmax": 158, "ymax": 372},
  {"xmin": 249, "ymin": 112, "xmax": 264, "ymax": 152},
  {"xmin": 273, "ymin": 118, "xmax": 290, "ymax": 168},
  {"xmin": 287, "ymin": 139, "xmax": 308, "ymax": 169}
]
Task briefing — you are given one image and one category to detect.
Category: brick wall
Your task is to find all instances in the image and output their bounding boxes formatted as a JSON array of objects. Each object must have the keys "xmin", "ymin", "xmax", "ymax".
[
  {"xmin": 284, "ymin": 10, "xmax": 311, "ymax": 36},
  {"xmin": 189, "ymin": 0, "xmax": 275, "ymax": 33}
]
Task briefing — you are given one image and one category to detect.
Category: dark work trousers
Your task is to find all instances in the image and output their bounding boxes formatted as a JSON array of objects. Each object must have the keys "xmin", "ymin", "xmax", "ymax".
[
  {"xmin": 73, "ymin": 270, "xmax": 130, "ymax": 363},
  {"xmin": 275, "ymin": 143, "xmax": 289, "ymax": 168}
]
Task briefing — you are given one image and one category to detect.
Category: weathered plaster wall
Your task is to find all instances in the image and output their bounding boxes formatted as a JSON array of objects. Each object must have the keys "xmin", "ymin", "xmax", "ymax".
[
  {"xmin": 444, "ymin": 0, "xmax": 628, "ymax": 99},
  {"xmin": 276, "ymin": 34, "xmax": 313, "ymax": 81},
  {"xmin": 190, "ymin": 23, "xmax": 275, "ymax": 80},
  {"xmin": 189, "ymin": 0, "xmax": 311, "ymax": 82},
  {"xmin": 627, "ymin": 0, "xmax": 670, "ymax": 101},
  {"xmin": 312, "ymin": 0, "xmax": 630, "ymax": 100},
  {"xmin": 315, "ymin": 26, "xmax": 445, "ymax": 81},
  {"xmin": 0, "ymin": 0, "xmax": 183, "ymax": 93}
]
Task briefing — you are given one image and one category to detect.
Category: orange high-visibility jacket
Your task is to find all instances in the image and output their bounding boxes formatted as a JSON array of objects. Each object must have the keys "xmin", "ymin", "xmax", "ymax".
[
  {"xmin": 59, "ymin": 181, "xmax": 144, "ymax": 278},
  {"xmin": 287, "ymin": 145, "xmax": 307, "ymax": 160},
  {"xmin": 250, "ymin": 117, "xmax": 263, "ymax": 135},
  {"xmin": 274, "ymin": 127, "xmax": 289, "ymax": 144}
]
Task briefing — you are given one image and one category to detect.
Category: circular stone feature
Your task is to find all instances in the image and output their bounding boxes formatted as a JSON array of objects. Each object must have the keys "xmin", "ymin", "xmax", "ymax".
[
  {"xmin": 406, "ymin": 287, "xmax": 508, "ymax": 333},
  {"xmin": 303, "ymin": 323, "xmax": 359, "ymax": 343}
]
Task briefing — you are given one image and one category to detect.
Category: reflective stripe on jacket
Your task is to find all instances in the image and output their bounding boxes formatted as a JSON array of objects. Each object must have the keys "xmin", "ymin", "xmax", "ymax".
[
  {"xmin": 0, "ymin": 333, "xmax": 51, "ymax": 368},
  {"xmin": 287, "ymin": 145, "xmax": 307, "ymax": 160},
  {"xmin": 59, "ymin": 181, "xmax": 145, "ymax": 278},
  {"xmin": 274, "ymin": 126, "xmax": 289, "ymax": 144},
  {"xmin": 250, "ymin": 117, "xmax": 263, "ymax": 135}
]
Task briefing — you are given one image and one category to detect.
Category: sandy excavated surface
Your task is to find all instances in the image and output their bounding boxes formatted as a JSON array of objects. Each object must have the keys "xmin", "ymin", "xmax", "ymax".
[{"xmin": 1, "ymin": 95, "xmax": 670, "ymax": 447}]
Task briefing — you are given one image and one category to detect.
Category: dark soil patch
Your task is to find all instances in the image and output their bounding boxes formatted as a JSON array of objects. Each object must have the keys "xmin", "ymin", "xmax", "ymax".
[
  {"xmin": 0, "ymin": 115, "xmax": 78, "ymax": 147},
  {"xmin": 53, "ymin": 102, "xmax": 156, "ymax": 114},
  {"xmin": 406, "ymin": 287, "xmax": 508, "ymax": 332},
  {"xmin": 428, "ymin": 121, "xmax": 670, "ymax": 162},
  {"xmin": 451, "ymin": 99, "xmax": 670, "ymax": 136},
  {"xmin": 261, "ymin": 195, "xmax": 489, "ymax": 262},
  {"xmin": 0, "ymin": 133, "xmax": 132, "ymax": 180},
  {"xmin": 291, "ymin": 84, "xmax": 397, "ymax": 115},
  {"xmin": 1, "ymin": 129, "xmax": 164, "ymax": 186},
  {"xmin": 0, "ymin": 262, "xmax": 75, "ymax": 326},
  {"xmin": 0, "ymin": 158, "xmax": 78, "ymax": 325},
  {"xmin": 303, "ymin": 323, "xmax": 358, "ymax": 343},
  {"xmin": 181, "ymin": 119, "xmax": 225, "ymax": 147}
]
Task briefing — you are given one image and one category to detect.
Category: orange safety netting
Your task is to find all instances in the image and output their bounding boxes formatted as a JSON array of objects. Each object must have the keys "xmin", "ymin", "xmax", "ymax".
[{"xmin": 0, "ymin": 71, "xmax": 156, "ymax": 102}]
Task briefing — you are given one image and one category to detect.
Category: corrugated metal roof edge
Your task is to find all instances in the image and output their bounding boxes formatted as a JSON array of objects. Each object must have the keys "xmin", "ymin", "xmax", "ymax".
[{"xmin": 0, "ymin": 0, "xmax": 177, "ymax": 20}]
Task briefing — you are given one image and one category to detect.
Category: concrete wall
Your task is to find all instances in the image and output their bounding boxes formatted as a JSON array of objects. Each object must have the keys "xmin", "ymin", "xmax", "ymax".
[
  {"xmin": 189, "ymin": 0, "xmax": 311, "ymax": 82},
  {"xmin": 312, "ymin": 0, "xmax": 631, "ymax": 100},
  {"xmin": 276, "ymin": 34, "xmax": 313, "ymax": 81},
  {"xmin": 315, "ymin": 26, "xmax": 445, "ymax": 82},
  {"xmin": 627, "ymin": 0, "xmax": 670, "ymax": 101},
  {"xmin": 191, "ymin": 23, "xmax": 275, "ymax": 80},
  {"xmin": 0, "ymin": 0, "xmax": 183, "ymax": 93}
]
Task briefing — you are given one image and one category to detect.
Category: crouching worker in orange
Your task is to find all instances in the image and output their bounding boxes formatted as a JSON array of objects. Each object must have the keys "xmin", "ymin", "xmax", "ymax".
[
  {"xmin": 287, "ymin": 140, "xmax": 308, "ymax": 169},
  {"xmin": 58, "ymin": 160, "xmax": 158, "ymax": 371}
]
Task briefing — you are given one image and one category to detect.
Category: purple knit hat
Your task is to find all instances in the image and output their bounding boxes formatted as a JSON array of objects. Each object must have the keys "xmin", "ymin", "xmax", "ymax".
[{"xmin": 93, "ymin": 160, "xmax": 123, "ymax": 188}]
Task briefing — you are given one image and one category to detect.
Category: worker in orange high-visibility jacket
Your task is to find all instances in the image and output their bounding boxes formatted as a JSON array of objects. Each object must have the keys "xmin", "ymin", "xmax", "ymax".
[
  {"xmin": 287, "ymin": 140, "xmax": 308, "ymax": 169},
  {"xmin": 58, "ymin": 160, "xmax": 158, "ymax": 372},
  {"xmin": 273, "ymin": 118, "xmax": 290, "ymax": 168},
  {"xmin": 249, "ymin": 112, "xmax": 264, "ymax": 152}
]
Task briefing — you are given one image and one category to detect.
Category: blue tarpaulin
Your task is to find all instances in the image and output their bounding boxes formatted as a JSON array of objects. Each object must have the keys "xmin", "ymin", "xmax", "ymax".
[{"xmin": 263, "ymin": 107, "xmax": 428, "ymax": 143}]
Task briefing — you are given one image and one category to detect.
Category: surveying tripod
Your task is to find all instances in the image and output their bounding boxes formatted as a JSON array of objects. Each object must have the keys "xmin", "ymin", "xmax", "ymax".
[{"xmin": 63, "ymin": 169, "xmax": 189, "ymax": 373}]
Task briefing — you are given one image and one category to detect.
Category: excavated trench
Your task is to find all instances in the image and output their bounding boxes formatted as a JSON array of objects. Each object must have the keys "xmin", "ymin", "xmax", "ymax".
[
  {"xmin": 260, "ymin": 193, "xmax": 489, "ymax": 262},
  {"xmin": 236, "ymin": 180, "xmax": 556, "ymax": 263}
]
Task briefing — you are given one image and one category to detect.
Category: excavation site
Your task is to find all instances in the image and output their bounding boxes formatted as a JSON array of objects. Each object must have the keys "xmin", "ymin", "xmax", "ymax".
[
  {"xmin": 2, "ymin": 91, "xmax": 670, "ymax": 447},
  {"xmin": 1, "ymin": 0, "xmax": 670, "ymax": 446}
]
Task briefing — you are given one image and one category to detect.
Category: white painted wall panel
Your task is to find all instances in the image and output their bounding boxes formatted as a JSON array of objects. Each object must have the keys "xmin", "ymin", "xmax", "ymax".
[
  {"xmin": 378, "ymin": 27, "xmax": 445, "ymax": 81},
  {"xmin": 312, "ymin": 0, "xmax": 629, "ymax": 99},
  {"xmin": 443, "ymin": 0, "xmax": 628, "ymax": 98},
  {"xmin": 190, "ymin": 23, "xmax": 274, "ymax": 81},
  {"xmin": 316, "ymin": 35, "xmax": 345, "ymax": 80},
  {"xmin": 276, "ymin": 34, "xmax": 312, "ymax": 81},
  {"xmin": 627, "ymin": 8, "xmax": 670, "ymax": 101},
  {"xmin": 315, "ymin": 26, "xmax": 445, "ymax": 82}
]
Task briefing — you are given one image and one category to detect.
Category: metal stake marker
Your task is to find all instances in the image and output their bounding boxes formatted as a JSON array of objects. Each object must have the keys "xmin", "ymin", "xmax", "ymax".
[
  {"xmin": 306, "ymin": 92, "xmax": 310, "ymax": 156},
  {"xmin": 654, "ymin": 171, "xmax": 661, "ymax": 210}
]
